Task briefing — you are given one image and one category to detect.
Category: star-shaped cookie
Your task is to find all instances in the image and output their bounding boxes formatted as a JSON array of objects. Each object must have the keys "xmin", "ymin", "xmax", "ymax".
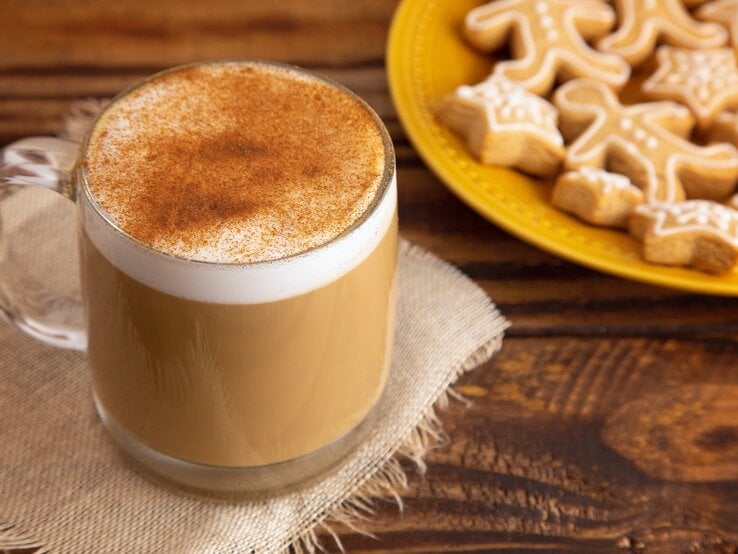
[
  {"xmin": 643, "ymin": 47, "xmax": 738, "ymax": 130},
  {"xmin": 436, "ymin": 74, "xmax": 565, "ymax": 177},
  {"xmin": 552, "ymin": 167, "xmax": 644, "ymax": 228},
  {"xmin": 464, "ymin": 0, "xmax": 630, "ymax": 95},
  {"xmin": 598, "ymin": 0, "xmax": 728, "ymax": 67},
  {"xmin": 554, "ymin": 79, "xmax": 738, "ymax": 202},
  {"xmin": 697, "ymin": 0, "xmax": 738, "ymax": 55},
  {"xmin": 630, "ymin": 200, "xmax": 738, "ymax": 273}
]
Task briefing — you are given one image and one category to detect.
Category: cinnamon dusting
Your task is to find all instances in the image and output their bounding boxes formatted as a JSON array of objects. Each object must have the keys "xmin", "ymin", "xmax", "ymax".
[{"xmin": 84, "ymin": 63, "xmax": 386, "ymax": 263}]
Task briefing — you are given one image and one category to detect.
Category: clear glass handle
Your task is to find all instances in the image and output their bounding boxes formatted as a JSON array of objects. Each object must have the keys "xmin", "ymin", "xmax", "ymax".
[{"xmin": 0, "ymin": 137, "xmax": 86, "ymax": 350}]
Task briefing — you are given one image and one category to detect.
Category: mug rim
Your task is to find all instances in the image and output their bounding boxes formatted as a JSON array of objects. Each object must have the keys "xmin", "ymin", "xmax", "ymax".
[{"xmin": 76, "ymin": 59, "xmax": 397, "ymax": 269}]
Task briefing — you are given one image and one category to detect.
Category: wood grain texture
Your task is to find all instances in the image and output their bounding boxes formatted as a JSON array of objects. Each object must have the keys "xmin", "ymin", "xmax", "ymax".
[{"xmin": 2, "ymin": 0, "xmax": 738, "ymax": 552}]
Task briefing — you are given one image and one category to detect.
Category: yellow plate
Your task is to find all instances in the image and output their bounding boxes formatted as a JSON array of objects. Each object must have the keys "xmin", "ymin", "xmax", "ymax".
[{"xmin": 387, "ymin": 0, "xmax": 738, "ymax": 295}]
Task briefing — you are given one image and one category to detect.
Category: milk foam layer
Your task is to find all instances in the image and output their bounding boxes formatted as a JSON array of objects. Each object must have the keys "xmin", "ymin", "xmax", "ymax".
[
  {"xmin": 80, "ymin": 175, "xmax": 396, "ymax": 303},
  {"xmin": 82, "ymin": 62, "xmax": 388, "ymax": 263}
]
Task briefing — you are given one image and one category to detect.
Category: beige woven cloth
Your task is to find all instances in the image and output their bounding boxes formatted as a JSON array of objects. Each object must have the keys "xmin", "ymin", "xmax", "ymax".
[{"xmin": 0, "ymin": 104, "xmax": 509, "ymax": 554}]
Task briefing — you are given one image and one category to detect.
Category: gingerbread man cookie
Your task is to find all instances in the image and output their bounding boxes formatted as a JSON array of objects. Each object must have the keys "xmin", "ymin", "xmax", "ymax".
[
  {"xmin": 554, "ymin": 79, "xmax": 738, "ymax": 202},
  {"xmin": 643, "ymin": 47, "xmax": 738, "ymax": 130},
  {"xmin": 629, "ymin": 200, "xmax": 738, "ymax": 273},
  {"xmin": 436, "ymin": 74, "xmax": 565, "ymax": 176},
  {"xmin": 696, "ymin": 0, "xmax": 738, "ymax": 56},
  {"xmin": 464, "ymin": 0, "xmax": 630, "ymax": 95},
  {"xmin": 552, "ymin": 167, "xmax": 644, "ymax": 228},
  {"xmin": 598, "ymin": 0, "xmax": 728, "ymax": 67}
]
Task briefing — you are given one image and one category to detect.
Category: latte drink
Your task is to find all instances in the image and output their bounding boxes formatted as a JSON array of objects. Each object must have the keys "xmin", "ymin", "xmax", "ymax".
[{"xmin": 77, "ymin": 62, "xmax": 397, "ymax": 492}]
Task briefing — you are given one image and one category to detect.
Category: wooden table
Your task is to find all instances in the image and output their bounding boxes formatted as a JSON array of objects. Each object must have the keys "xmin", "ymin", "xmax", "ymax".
[{"xmin": 3, "ymin": 1, "xmax": 738, "ymax": 552}]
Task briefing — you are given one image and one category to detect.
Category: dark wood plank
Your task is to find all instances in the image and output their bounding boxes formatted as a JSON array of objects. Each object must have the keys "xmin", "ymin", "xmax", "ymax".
[
  {"xmin": 321, "ymin": 335, "xmax": 738, "ymax": 553},
  {"xmin": 0, "ymin": 1, "xmax": 398, "ymax": 69}
]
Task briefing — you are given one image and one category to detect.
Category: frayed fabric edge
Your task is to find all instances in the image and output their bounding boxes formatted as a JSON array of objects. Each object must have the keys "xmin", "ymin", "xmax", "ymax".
[
  {"xmin": 287, "ymin": 333, "xmax": 507, "ymax": 554},
  {"xmin": 0, "ymin": 520, "xmax": 48, "ymax": 553}
]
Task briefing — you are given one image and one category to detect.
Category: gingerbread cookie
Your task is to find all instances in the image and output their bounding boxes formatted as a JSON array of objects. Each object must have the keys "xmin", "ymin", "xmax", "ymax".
[
  {"xmin": 464, "ymin": 0, "xmax": 630, "ymax": 95},
  {"xmin": 709, "ymin": 111, "xmax": 738, "ymax": 145},
  {"xmin": 629, "ymin": 200, "xmax": 738, "ymax": 273},
  {"xmin": 554, "ymin": 79, "xmax": 738, "ymax": 202},
  {"xmin": 727, "ymin": 191, "xmax": 738, "ymax": 210},
  {"xmin": 552, "ymin": 167, "xmax": 644, "ymax": 228},
  {"xmin": 598, "ymin": 0, "xmax": 728, "ymax": 67},
  {"xmin": 642, "ymin": 47, "xmax": 738, "ymax": 130},
  {"xmin": 436, "ymin": 74, "xmax": 565, "ymax": 177},
  {"xmin": 696, "ymin": 0, "xmax": 738, "ymax": 55}
]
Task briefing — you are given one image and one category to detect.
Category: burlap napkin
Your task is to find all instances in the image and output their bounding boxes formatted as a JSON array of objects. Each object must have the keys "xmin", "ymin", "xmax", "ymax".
[{"xmin": 0, "ymin": 104, "xmax": 509, "ymax": 554}]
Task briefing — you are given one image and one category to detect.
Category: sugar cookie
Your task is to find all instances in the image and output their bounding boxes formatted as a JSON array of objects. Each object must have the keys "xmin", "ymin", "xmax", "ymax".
[
  {"xmin": 464, "ymin": 0, "xmax": 630, "ymax": 95},
  {"xmin": 436, "ymin": 74, "xmax": 565, "ymax": 176},
  {"xmin": 643, "ymin": 47, "xmax": 738, "ymax": 130},
  {"xmin": 552, "ymin": 167, "xmax": 644, "ymax": 228},
  {"xmin": 598, "ymin": 0, "xmax": 728, "ymax": 67},
  {"xmin": 554, "ymin": 79, "xmax": 738, "ymax": 202},
  {"xmin": 696, "ymin": 0, "xmax": 738, "ymax": 55},
  {"xmin": 629, "ymin": 200, "xmax": 738, "ymax": 272}
]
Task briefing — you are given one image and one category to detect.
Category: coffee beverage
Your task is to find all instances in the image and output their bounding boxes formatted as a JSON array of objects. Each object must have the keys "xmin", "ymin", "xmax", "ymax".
[{"xmin": 76, "ymin": 62, "xmax": 397, "ymax": 489}]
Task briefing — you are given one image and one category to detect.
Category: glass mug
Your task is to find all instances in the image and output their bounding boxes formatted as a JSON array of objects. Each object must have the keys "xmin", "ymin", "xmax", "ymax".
[{"xmin": 0, "ymin": 61, "xmax": 398, "ymax": 493}]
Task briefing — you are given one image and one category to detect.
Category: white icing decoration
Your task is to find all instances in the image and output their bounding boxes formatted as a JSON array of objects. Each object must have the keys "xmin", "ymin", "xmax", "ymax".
[
  {"xmin": 642, "ymin": 46, "xmax": 738, "ymax": 122},
  {"xmin": 635, "ymin": 200, "xmax": 738, "ymax": 245},
  {"xmin": 573, "ymin": 167, "xmax": 638, "ymax": 195},
  {"xmin": 598, "ymin": 0, "xmax": 727, "ymax": 65}
]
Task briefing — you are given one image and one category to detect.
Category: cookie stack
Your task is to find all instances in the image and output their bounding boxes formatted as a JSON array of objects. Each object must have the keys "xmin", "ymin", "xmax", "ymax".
[{"xmin": 437, "ymin": 0, "xmax": 738, "ymax": 274}]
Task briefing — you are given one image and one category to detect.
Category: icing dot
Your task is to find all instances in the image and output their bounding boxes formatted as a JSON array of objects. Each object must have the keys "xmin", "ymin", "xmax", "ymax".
[
  {"xmin": 646, "ymin": 137, "xmax": 659, "ymax": 149},
  {"xmin": 620, "ymin": 118, "xmax": 633, "ymax": 131},
  {"xmin": 541, "ymin": 15, "xmax": 554, "ymax": 28},
  {"xmin": 547, "ymin": 29, "xmax": 559, "ymax": 42},
  {"xmin": 458, "ymin": 86, "xmax": 473, "ymax": 97},
  {"xmin": 634, "ymin": 129, "xmax": 646, "ymax": 140},
  {"xmin": 536, "ymin": 1, "xmax": 548, "ymax": 13},
  {"xmin": 626, "ymin": 143, "xmax": 638, "ymax": 155}
]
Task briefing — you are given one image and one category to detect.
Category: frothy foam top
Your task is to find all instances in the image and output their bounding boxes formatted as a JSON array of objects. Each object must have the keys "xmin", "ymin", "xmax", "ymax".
[{"xmin": 83, "ymin": 62, "xmax": 387, "ymax": 263}]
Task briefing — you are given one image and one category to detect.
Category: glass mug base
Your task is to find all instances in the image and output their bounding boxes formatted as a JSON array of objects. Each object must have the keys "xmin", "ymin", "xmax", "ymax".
[{"xmin": 93, "ymin": 393, "xmax": 381, "ymax": 495}]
